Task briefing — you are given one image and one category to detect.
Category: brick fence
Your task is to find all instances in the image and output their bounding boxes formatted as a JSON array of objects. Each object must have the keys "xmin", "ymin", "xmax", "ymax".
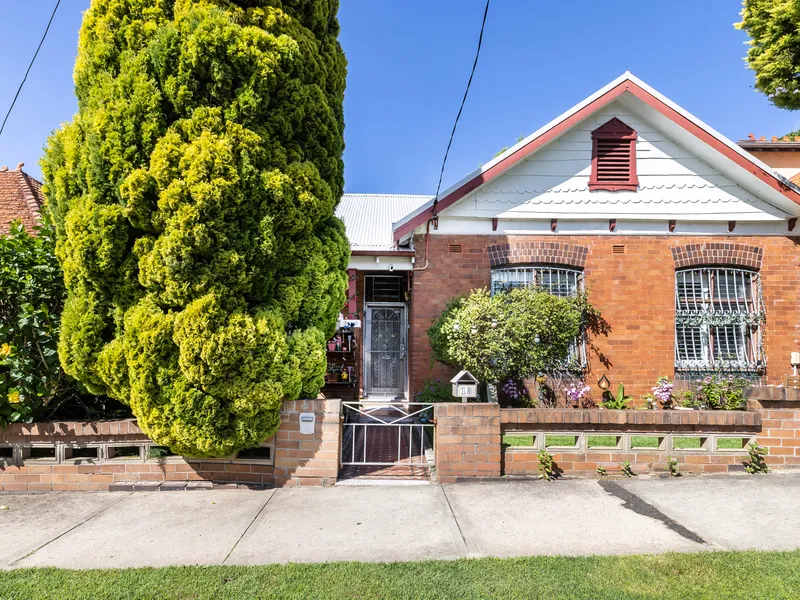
[
  {"xmin": 435, "ymin": 403, "xmax": 501, "ymax": 483},
  {"xmin": 434, "ymin": 387, "xmax": 800, "ymax": 480},
  {"xmin": 0, "ymin": 399, "xmax": 341, "ymax": 492}
]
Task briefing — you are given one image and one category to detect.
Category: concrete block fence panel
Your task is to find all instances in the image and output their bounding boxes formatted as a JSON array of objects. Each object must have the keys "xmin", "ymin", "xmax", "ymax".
[
  {"xmin": 434, "ymin": 389, "xmax": 800, "ymax": 479},
  {"xmin": 0, "ymin": 399, "xmax": 341, "ymax": 491}
]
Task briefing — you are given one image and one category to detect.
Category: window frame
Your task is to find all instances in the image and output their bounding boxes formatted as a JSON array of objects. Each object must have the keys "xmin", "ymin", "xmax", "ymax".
[
  {"xmin": 490, "ymin": 265, "xmax": 587, "ymax": 369},
  {"xmin": 674, "ymin": 267, "xmax": 765, "ymax": 375}
]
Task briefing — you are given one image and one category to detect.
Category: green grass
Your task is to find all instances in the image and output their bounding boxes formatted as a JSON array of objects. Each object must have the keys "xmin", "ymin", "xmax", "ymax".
[
  {"xmin": 2, "ymin": 552, "xmax": 800, "ymax": 599},
  {"xmin": 717, "ymin": 437, "xmax": 747, "ymax": 450},
  {"xmin": 545, "ymin": 434, "xmax": 578, "ymax": 447},
  {"xmin": 503, "ymin": 435, "xmax": 747, "ymax": 451},
  {"xmin": 503, "ymin": 435, "xmax": 535, "ymax": 447},
  {"xmin": 672, "ymin": 437, "xmax": 704, "ymax": 449},
  {"xmin": 588, "ymin": 435, "xmax": 619, "ymax": 448}
]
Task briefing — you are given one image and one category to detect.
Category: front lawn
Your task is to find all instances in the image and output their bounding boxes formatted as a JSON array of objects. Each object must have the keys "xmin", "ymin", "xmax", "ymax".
[{"xmin": 1, "ymin": 551, "xmax": 799, "ymax": 599}]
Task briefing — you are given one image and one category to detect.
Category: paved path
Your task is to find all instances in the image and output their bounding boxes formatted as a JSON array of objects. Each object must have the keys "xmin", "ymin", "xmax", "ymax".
[{"xmin": 2, "ymin": 473, "xmax": 800, "ymax": 569}]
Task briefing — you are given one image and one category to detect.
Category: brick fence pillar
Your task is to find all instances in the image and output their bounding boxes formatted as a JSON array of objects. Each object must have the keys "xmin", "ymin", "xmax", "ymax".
[
  {"xmin": 273, "ymin": 399, "xmax": 341, "ymax": 487},
  {"xmin": 434, "ymin": 403, "xmax": 501, "ymax": 483}
]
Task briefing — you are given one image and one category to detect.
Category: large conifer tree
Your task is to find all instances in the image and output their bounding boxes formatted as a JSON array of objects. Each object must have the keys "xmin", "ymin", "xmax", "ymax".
[{"xmin": 42, "ymin": 0, "xmax": 349, "ymax": 457}]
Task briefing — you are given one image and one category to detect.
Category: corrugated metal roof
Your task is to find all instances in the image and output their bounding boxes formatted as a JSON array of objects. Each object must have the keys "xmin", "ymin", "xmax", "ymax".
[{"xmin": 336, "ymin": 194, "xmax": 432, "ymax": 250}]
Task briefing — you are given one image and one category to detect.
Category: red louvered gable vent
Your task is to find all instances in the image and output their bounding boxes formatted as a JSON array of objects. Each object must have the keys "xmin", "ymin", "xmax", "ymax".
[{"xmin": 589, "ymin": 118, "xmax": 638, "ymax": 191}]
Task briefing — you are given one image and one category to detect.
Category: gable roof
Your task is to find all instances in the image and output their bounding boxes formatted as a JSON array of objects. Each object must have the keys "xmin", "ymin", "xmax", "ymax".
[
  {"xmin": 394, "ymin": 72, "xmax": 800, "ymax": 242},
  {"xmin": 0, "ymin": 163, "xmax": 43, "ymax": 234},
  {"xmin": 336, "ymin": 194, "xmax": 432, "ymax": 252}
]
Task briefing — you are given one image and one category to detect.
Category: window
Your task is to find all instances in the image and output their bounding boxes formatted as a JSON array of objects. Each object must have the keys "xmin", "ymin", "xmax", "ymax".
[
  {"xmin": 674, "ymin": 268, "xmax": 764, "ymax": 374},
  {"xmin": 491, "ymin": 266, "xmax": 586, "ymax": 367},
  {"xmin": 491, "ymin": 266, "xmax": 582, "ymax": 297},
  {"xmin": 364, "ymin": 275, "xmax": 404, "ymax": 302},
  {"xmin": 589, "ymin": 118, "xmax": 638, "ymax": 191}
]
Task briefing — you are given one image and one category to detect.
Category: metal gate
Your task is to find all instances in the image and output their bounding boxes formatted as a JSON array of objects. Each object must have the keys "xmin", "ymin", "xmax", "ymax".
[
  {"xmin": 341, "ymin": 402, "xmax": 433, "ymax": 466},
  {"xmin": 364, "ymin": 304, "xmax": 407, "ymax": 397}
]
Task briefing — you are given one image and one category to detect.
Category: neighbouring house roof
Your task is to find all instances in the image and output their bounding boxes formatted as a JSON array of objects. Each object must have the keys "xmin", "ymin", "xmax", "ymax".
[
  {"xmin": 336, "ymin": 194, "xmax": 432, "ymax": 252},
  {"xmin": 738, "ymin": 134, "xmax": 800, "ymax": 150},
  {"xmin": 393, "ymin": 72, "xmax": 800, "ymax": 242},
  {"xmin": 0, "ymin": 163, "xmax": 44, "ymax": 234}
]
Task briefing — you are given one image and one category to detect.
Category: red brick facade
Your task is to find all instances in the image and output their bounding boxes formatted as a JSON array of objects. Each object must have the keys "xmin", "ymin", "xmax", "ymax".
[
  {"xmin": 487, "ymin": 241, "xmax": 588, "ymax": 269},
  {"xmin": 410, "ymin": 234, "xmax": 800, "ymax": 400}
]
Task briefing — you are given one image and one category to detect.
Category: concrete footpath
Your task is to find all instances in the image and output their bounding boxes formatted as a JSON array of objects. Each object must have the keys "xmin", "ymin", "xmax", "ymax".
[{"xmin": 2, "ymin": 473, "xmax": 800, "ymax": 569}]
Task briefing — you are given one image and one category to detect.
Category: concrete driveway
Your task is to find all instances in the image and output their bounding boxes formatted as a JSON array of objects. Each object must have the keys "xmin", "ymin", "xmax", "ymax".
[{"xmin": 1, "ymin": 472, "xmax": 799, "ymax": 569}]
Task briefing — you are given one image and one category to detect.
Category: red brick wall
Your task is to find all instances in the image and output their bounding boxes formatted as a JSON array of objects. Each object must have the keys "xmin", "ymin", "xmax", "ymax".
[
  {"xmin": 502, "ymin": 407, "xmax": 763, "ymax": 476},
  {"xmin": 410, "ymin": 234, "xmax": 800, "ymax": 399},
  {"xmin": 0, "ymin": 399, "xmax": 340, "ymax": 491},
  {"xmin": 435, "ymin": 403, "xmax": 501, "ymax": 483},
  {"xmin": 434, "ymin": 389, "xmax": 800, "ymax": 480}
]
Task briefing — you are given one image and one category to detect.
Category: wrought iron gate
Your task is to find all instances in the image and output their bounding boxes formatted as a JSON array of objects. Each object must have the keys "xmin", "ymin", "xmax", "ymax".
[
  {"xmin": 364, "ymin": 304, "xmax": 407, "ymax": 396},
  {"xmin": 341, "ymin": 402, "xmax": 434, "ymax": 466}
]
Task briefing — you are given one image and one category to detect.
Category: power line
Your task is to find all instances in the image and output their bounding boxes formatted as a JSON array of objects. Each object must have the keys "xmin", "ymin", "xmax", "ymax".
[
  {"xmin": 432, "ymin": 0, "xmax": 491, "ymax": 216},
  {"xmin": 0, "ymin": 0, "xmax": 62, "ymax": 140}
]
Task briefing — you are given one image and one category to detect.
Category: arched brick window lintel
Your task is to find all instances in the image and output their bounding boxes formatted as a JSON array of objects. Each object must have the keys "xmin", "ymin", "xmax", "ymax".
[
  {"xmin": 487, "ymin": 242, "xmax": 588, "ymax": 269},
  {"xmin": 670, "ymin": 243, "xmax": 763, "ymax": 270}
]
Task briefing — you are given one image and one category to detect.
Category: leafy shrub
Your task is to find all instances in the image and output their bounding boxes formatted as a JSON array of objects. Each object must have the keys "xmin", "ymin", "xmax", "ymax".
[
  {"xmin": 42, "ymin": 0, "xmax": 349, "ymax": 457},
  {"xmin": 696, "ymin": 375, "xmax": 748, "ymax": 410},
  {"xmin": 538, "ymin": 449, "xmax": 556, "ymax": 481},
  {"xmin": 427, "ymin": 287, "xmax": 587, "ymax": 384},
  {"xmin": 744, "ymin": 442, "xmax": 770, "ymax": 474},
  {"xmin": 673, "ymin": 389, "xmax": 701, "ymax": 409},
  {"xmin": 0, "ymin": 221, "xmax": 64, "ymax": 424},
  {"xmin": 0, "ymin": 220, "xmax": 125, "ymax": 425},
  {"xmin": 620, "ymin": 459, "xmax": 634, "ymax": 477},
  {"xmin": 415, "ymin": 379, "xmax": 453, "ymax": 404},
  {"xmin": 601, "ymin": 383, "xmax": 632, "ymax": 410}
]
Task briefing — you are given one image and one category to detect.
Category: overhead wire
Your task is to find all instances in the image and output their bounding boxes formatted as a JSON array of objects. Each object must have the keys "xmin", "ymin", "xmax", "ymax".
[
  {"xmin": 0, "ymin": 0, "xmax": 62, "ymax": 139},
  {"xmin": 432, "ymin": 0, "xmax": 491, "ymax": 216}
]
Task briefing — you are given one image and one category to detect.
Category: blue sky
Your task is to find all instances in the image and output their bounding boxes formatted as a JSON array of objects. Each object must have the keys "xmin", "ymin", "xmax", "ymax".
[{"xmin": 1, "ymin": 0, "xmax": 797, "ymax": 194}]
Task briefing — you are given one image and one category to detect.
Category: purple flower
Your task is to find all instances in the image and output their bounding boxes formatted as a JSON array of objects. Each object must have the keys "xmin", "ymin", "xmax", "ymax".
[
  {"xmin": 652, "ymin": 377, "xmax": 673, "ymax": 405},
  {"xmin": 564, "ymin": 383, "xmax": 591, "ymax": 405}
]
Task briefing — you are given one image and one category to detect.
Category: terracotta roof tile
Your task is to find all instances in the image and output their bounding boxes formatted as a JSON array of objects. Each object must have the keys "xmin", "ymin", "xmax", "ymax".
[{"xmin": 0, "ymin": 163, "xmax": 43, "ymax": 235}]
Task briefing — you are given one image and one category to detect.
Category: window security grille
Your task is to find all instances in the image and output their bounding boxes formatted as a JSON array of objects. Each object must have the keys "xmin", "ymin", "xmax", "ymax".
[
  {"xmin": 491, "ymin": 266, "xmax": 582, "ymax": 297},
  {"xmin": 674, "ymin": 268, "xmax": 764, "ymax": 374},
  {"xmin": 365, "ymin": 275, "xmax": 404, "ymax": 303},
  {"xmin": 490, "ymin": 266, "xmax": 586, "ymax": 368}
]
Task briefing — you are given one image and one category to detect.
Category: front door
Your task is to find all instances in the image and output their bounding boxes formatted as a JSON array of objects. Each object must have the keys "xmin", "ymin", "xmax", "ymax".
[{"xmin": 364, "ymin": 304, "xmax": 407, "ymax": 397}]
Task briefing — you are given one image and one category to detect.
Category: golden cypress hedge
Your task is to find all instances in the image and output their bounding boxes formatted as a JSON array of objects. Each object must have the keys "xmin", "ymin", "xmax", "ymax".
[{"xmin": 42, "ymin": 0, "xmax": 349, "ymax": 457}]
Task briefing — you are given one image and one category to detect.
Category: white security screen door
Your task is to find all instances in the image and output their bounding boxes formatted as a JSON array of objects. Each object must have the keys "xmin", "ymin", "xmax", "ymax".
[{"xmin": 364, "ymin": 304, "xmax": 407, "ymax": 396}]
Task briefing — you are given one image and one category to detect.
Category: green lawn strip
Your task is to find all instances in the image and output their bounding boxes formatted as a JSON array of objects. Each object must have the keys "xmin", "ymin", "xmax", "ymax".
[
  {"xmin": 588, "ymin": 435, "xmax": 618, "ymax": 448},
  {"xmin": 504, "ymin": 435, "xmax": 746, "ymax": 451},
  {"xmin": 545, "ymin": 434, "xmax": 578, "ymax": 447},
  {"xmin": 717, "ymin": 437, "xmax": 746, "ymax": 449},
  {"xmin": 502, "ymin": 434, "xmax": 535, "ymax": 447},
  {"xmin": 672, "ymin": 437, "xmax": 703, "ymax": 449},
  {"xmin": 1, "ymin": 552, "xmax": 799, "ymax": 600}
]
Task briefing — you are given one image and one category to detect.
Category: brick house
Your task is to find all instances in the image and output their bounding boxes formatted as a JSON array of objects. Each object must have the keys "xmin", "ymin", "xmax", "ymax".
[
  {"xmin": 0, "ymin": 162, "xmax": 43, "ymax": 234},
  {"xmin": 334, "ymin": 73, "xmax": 800, "ymax": 402}
]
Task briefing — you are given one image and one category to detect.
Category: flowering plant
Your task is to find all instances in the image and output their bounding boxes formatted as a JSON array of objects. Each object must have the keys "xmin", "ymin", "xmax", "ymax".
[
  {"xmin": 502, "ymin": 380, "xmax": 523, "ymax": 400},
  {"xmin": 696, "ymin": 374, "xmax": 748, "ymax": 411},
  {"xmin": 651, "ymin": 377, "xmax": 674, "ymax": 408},
  {"xmin": 564, "ymin": 382, "xmax": 592, "ymax": 408}
]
